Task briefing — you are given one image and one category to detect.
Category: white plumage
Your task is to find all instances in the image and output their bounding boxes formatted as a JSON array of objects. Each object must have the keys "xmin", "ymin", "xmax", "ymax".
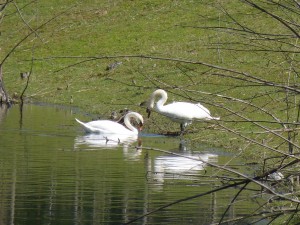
[
  {"xmin": 76, "ymin": 112, "xmax": 143, "ymax": 135},
  {"xmin": 147, "ymin": 89, "xmax": 219, "ymax": 133}
]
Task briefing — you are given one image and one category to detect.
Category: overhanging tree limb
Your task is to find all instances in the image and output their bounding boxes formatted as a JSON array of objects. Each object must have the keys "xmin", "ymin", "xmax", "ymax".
[
  {"xmin": 242, "ymin": 0, "xmax": 300, "ymax": 38},
  {"xmin": 1, "ymin": 4, "xmax": 77, "ymax": 66},
  {"xmin": 124, "ymin": 145, "xmax": 300, "ymax": 224}
]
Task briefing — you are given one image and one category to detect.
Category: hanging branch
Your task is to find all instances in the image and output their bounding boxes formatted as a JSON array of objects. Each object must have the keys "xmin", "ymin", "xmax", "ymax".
[
  {"xmin": 243, "ymin": 0, "xmax": 300, "ymax": 38},
  {"xmin": 1, "ymin": 4, "xmax": 77, "ymax": 66},
  {"xmin": 0, "ymin": 0, "xmax": 12, "ymax": 13},
  {"xmin": 286, "ymin": 203, "xmax": 300, "ymax": 225},
  {"xmin": 218, "ymin": 182, "xmax": 249, "ymax": 224},
  {"xmin": 124, "ymin": 145, "xmax": 300, "ymax": 224},
  {"xmin": 0, "ymin": 3, "xmax": 77, "ymax": 105},
  {"xmin": 20, "ymin": 45, "xmax": 35, "ymax": 102},
  {"xmin": 12, "ymin": 0, "xmax": 43, "ymax": 43},
  {"xmin": 32, "ymin": 54, "xmax": 300, "ymax": 94}
]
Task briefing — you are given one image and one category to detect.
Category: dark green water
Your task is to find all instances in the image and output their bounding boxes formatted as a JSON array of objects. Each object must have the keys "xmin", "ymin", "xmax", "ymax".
[{"xmin": 0, "ymin": 104, "xmax": 266, "ymax": 225}]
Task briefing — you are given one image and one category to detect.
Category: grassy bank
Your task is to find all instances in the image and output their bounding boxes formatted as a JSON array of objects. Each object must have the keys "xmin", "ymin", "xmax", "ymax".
[
  {"xmin": 1, "ymin": 1, "xmax": 299, "ymax": 156},
  {"xmin": 2, "ymin": 1, "xmax": 300, "ymax": 223}
]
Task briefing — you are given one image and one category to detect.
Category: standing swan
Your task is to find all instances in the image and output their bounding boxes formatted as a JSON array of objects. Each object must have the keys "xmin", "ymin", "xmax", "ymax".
[
  {"xmin": 75, "ymin": 112, "xmax": 143, "ymax": 135},
  {"xmin": 147, "ymin": 89, "xmax": 219, "ymax": 134}
]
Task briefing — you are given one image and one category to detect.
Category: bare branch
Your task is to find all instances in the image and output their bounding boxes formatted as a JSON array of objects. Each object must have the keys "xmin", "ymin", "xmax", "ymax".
[
  {"xmin": 32, "ymin": 54, "xmax": 300, "ymax": 94},
  {"xmin": 12, "ymin": 0, "xmax": 43, "ymax": 42},
  {"xmin": 125, "ymin": 146, "xmax": 300, "ymax": 224},
  {"xmin": 242, "ymin": 0, "xmax": 300, "ymax": 38},
  {"xmin": 0, "ymin": 3, "xmax": 77, "ymax": 66}
]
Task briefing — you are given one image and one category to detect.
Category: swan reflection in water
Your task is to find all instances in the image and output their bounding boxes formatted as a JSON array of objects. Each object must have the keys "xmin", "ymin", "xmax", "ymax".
[
  {"xmin": 75, "ymin": 133, "xmax": 136, "ymax": 148},
  {"xmin": 74, "ymin": 134, "xmax": 142, "ymax": 160},
  {"xmin": 149, "ymin": 153, "xmax": 218, "ymax": 185}
]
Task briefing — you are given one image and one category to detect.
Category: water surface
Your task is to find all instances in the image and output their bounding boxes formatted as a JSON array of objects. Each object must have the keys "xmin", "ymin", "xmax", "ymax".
[{"xmin": 0, "ymin": 104, "xmax": 265, "ymax": 224}]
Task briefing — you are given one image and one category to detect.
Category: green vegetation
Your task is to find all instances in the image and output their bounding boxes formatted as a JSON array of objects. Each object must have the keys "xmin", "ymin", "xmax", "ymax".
[
  {"xmin": 1, "ymin": 1, "xmax": 300, "ymax": 223},
  {"xmin": 1, "ymin": 0, "xmax": 299, "ymax": 157}
]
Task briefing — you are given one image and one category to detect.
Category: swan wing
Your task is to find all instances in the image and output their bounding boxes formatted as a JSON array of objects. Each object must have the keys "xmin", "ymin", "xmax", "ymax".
[
  {"xmin": 86, "ymin": 120, "xmax": 133, "ymax": 134},
  {"xmin": 76, "ymin": 119, "xmax": 134, "ymax": 134},
  {"xmin": 159, "ymin": 102, "xmax": 213, "ymax": 121},
  {"xmin": 76, "ymin": 118, "xmax": 101, "ymax": 133}
]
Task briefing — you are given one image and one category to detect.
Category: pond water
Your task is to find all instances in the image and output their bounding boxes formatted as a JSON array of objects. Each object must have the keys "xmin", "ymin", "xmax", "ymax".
[{"xmin": 0, "ymin": 104, "xmax": 267, "ymax": 225}]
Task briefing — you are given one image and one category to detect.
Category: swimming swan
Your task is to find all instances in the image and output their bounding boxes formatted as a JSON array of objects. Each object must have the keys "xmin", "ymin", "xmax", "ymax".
[
  {"xmin": 147, "ymin": 89, "xmax": 219, "ymax": 133},
  {"xmin": 76, "ymin": 112, "xmax": 143, "ymax": 135}
]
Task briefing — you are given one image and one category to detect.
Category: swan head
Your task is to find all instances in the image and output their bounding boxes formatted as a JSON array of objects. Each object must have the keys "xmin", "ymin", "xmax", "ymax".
[
  {"xmin": 133, "ymin": 112, "xmax": 144, "ymax": 131},
  {"xmin": 146, "ymin": 89, "xmax": 167, "ymax": 118},
  {"xmin": 136, "ymin": 113, "xmax": 144, "ymax": 131},
  {"xmin": 136, "ymin": 118, "xmax": 144, "ymax": 132},
  {"xmin": 125, "ymin": 112, "xmax": 144, "ymax": 132},
  {"xmin": 138, "ymin": 121, "xmax": 144, "ymax": 131}
]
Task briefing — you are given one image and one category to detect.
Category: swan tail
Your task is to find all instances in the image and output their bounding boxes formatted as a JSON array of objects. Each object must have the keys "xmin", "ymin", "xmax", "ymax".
[
  {"xmin": 196, "ymin": 103, "xmax": 220, "ymax": 120},
  {"xmin": 196, "ymin": 103, "xmax": 210, "ymax": 115},
  {"xmin": 75, "ymin": 118, "xmax": 85, "ymax": 126},
  {"xmin": 75, "ymin": 118, "xmax": 96, "ymax": 133}
]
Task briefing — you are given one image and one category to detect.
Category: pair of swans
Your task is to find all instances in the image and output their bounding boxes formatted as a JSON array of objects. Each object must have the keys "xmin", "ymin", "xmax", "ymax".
[{"xmin": 76, "ymin": 89, "xmax": 219, "ymax": 136}]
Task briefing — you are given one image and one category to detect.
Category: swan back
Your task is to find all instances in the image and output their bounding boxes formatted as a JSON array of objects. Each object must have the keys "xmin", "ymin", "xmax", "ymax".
[{"xmin": 76, "ymin": 112, "xmax": 144, "ymax": 135}]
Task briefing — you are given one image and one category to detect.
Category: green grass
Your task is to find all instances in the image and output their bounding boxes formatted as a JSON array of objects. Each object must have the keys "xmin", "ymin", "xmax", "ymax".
[
  {"xmin": 2, "ymin": 2, "xmax": 300, "ymax": 223},
  {"xmin": 1, "ymin": 0, "xmax": 300, "ymax": 158}
]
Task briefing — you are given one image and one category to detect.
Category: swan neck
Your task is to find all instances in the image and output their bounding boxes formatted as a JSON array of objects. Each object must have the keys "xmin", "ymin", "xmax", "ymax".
[
  {"xmin": 150, "ymin": 90, "xmax": 167, "ymax": 109},
  {"xmin": 124, "ymin": 113, "xmax": 138, "ymax": 134}
]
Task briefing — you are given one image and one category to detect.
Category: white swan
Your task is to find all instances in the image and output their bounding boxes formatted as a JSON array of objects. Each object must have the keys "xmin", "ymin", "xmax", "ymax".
[
  {"xmin": 147, "ymin": 89, "xmax": 219, "ymax": 133},
  {"xmin": 75, "ymin": 112, "xmax": 143, "ymax": 135}
]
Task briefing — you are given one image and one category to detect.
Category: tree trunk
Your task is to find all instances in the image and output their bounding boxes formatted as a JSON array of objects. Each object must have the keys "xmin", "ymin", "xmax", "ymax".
[{"xmin": 0, "ymin": 64, "xmax": 10, "ymax": 105}]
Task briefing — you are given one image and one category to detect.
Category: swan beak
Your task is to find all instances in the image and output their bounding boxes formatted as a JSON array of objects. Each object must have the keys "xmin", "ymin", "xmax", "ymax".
[
  {"xmin": 146, "ymin": 108, "xmax": 151, "ymax": 118},
  {"xmin": 138, "ymin": 122, "xmax": 144, "ymax": 131}
]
